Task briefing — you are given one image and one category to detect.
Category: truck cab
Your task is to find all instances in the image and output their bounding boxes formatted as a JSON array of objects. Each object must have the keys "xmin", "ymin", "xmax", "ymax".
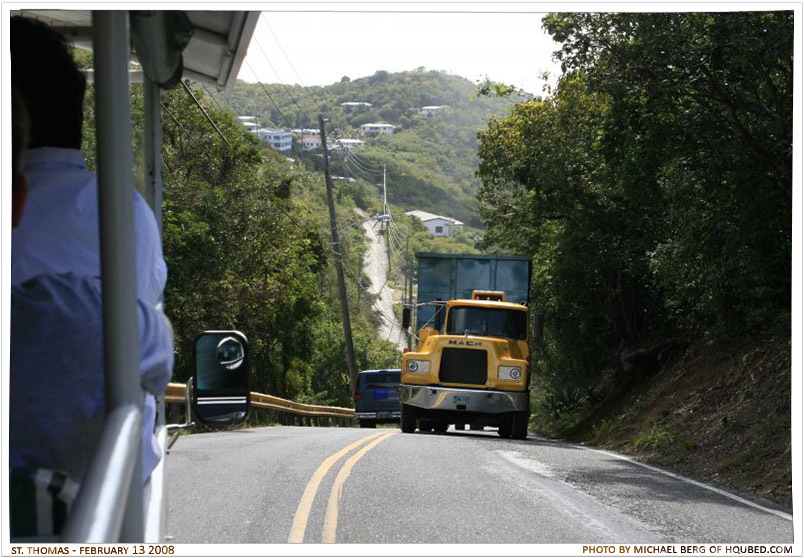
[{"xmin": 400, "ymin": 253, "xmax": 533, "ymax": 439}]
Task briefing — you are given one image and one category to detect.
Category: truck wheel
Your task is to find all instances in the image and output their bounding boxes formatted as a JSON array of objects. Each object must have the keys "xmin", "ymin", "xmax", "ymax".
[
  {"xmin": 419, "ymin": 420, "xmax": 433, "ymax": 433},
  {"xmin": 454, "ymin": 423, "xmax": 466, "ymax": 431},
  {"xmin": 433, "ymin": 422, "xmax": 448, "ymax": 433},
  {"xmin": 470, "ymin": 423, "xmax": 484, "ymax": 431},
  {"xmin": 359, "ymin": 419, "xmax": 376, "ymax": 429},
  {"xmin": 401, "ymin": 404, "xmax": 416, "ymax": 433},
  {"xmin": 511, "ymin": 411, "xmax": 528, "ymax": 440},
  {"xmin": 498, "ymin": 416, "xmax": 513, "ymax": 439}
]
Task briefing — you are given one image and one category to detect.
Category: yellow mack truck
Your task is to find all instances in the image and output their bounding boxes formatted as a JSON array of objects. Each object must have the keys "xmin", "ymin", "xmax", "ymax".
[{"xmin": 400, "ymin": 253, "xmax": 538, "ymax": 439}]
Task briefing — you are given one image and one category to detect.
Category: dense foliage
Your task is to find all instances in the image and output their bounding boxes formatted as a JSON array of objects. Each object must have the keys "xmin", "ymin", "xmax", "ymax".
[
  {"xmin": 477, "ymin": 12, "xmax": 792, "ymax": 413},
  {"xmin": 77, "ymin": 70, "xmax": 402, "ymax": 406},
  {"xmin": 157, "ymin": 87, "xmax": 402, "ymax": 405}
]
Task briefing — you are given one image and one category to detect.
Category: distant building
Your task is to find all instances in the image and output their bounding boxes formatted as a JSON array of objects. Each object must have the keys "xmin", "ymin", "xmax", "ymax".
[
  {"xmin": 405, "ymin": 210, "xmax": 464, "ymax": 237},
  {"xmin": 340, "ymin": 101, "xmax": 373, "ymax": 112},
  {"xmin": 301, "ymin": 135, "xmax": 322, "ymax": 150},
  {"xmin": 257, "ymin": 128, "xmax": 293, "ymax": 153},
  {"xmin": 291, "ymin": 128, "xmax": 322, "ymax": 150},
  {"xmin": 333, "ymin": 138, "xmax": 366, "ymax": 154},
  {"xmin": 238, "ymin": 115, "xmax": 258, "ymax": 134},
  {"xmin": 419, "ymin": 105, "xmax": 444, "ymax": 117},
  {"xmin": 361, "ymin": 123, "xmax": 395, "ymax": 137}
]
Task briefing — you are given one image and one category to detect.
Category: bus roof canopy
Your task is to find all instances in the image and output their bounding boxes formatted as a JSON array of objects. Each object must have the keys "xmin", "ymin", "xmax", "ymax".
[{"xmin": 11, "ymin": 10, "xmax": 259, "ymax": 93}]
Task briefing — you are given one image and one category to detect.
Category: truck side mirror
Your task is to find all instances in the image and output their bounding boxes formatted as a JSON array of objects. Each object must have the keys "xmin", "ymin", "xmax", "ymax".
[
  {"xmin": 532, "ymin": 313, "xmax": 544, "ymax": 340},
  {"xmin": 192, "ymin": 330, "xmax": 250, "ymax": 427},
  {"xmin": 402, "ymin": 307, "xmax": 411, "ymax": 329}
]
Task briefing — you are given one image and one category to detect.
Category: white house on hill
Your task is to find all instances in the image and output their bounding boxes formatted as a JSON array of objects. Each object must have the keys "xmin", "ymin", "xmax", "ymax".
[
  {"xmin": 238, "ymin": 115, "xmax": 258, "ymax": 134},
  {"xmin": 332, "ymin": 138, "xmax": 366, "ymax": 155},
  {"xmin": 419, "ymin": 105, "xmax": 444, "ymax": 117},
  {"xmin": 361, "ymin": 123, "xmax": 395, "ymax": 137},
  {"xmin": 340, "ymin": 101, "xmax": 373, "ymax": 112},
  {"xmin": 257, "ymin": 128, "xmax": 292, "ymax": 153},
  {"xmin": 405, "ymin": 210, "xmax": 464, "ymax": 237}
]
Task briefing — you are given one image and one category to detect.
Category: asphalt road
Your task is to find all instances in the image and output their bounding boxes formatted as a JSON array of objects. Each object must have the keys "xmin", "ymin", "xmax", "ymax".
[
  {"xmin": 357, "ymin": 209, "xmax": 407, "ymax": 351},
  {"xmin": 165, "ymin": 426, "xmax": 793, "ymax": 544}
]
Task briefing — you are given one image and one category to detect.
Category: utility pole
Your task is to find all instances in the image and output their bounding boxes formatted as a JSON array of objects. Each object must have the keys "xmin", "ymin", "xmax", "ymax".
[
  {"xmin": 406, "ymin": 236, "xmax": 413, "ymax": 349},
  {"xmin": 382, "ymin": 165, "xmax": 387, "ymax": 215},
  {"xmin": 319, "ymin": 115, "xmax": 358, "ymax": 396}
]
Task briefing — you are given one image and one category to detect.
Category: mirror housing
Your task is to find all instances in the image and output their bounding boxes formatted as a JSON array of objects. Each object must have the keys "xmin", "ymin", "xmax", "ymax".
[
  {"xmin": 402, "ymin": 307, "xmax": 411, "ymax": 330},
  {"xmin": 192, "ymin": 330, "xmax": 250, "ymax": 427},
  {"xmin": 531, "ymin": 313, "xmax": 544, "ymax": 340}
]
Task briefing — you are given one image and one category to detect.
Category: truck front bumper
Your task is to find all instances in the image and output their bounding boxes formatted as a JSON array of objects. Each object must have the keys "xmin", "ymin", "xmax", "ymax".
[{"xmin": 400, "ymin": 385, "xmax": 528, "ymax": 414}]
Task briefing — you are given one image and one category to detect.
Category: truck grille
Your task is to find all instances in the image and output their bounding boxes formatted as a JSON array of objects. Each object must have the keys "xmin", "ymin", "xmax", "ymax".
[{"xmin": 439, "ymin": 348, "xmax": 487, "ymax": 385}]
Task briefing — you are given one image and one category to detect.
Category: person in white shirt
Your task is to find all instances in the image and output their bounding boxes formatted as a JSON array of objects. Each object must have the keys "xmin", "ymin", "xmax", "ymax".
[{"xmin": 10, "ymin": 16, "xmax": 171, "ymax": 483}]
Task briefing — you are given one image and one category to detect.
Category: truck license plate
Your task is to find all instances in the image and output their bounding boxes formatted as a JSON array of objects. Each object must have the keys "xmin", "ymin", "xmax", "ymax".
[
  {"xmin": 452, "ymin": 396, "xmax": 470, "ymax": 405},
  {"xmin": 377, "ymin": 412, "xmax": 391, "ymax": 419}
]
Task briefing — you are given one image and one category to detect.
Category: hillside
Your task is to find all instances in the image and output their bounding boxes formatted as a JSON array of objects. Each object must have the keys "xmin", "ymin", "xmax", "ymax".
[
  {"xmin": 534, "ymin": 334, "xmax": 792, "ymax": 509},
  {"xmin": 215, "ymin": 69, "xmax": 519, "ymax": 228}
]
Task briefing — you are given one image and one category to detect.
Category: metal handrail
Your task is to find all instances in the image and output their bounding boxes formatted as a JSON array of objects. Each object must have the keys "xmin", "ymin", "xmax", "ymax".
[
  {"xmin": 165, "ymin": 383, "xmax": 355, "ymax": 419},
  {"xmin": 61, "ymin": 405, "xmax": 142, "ymax": 542}
]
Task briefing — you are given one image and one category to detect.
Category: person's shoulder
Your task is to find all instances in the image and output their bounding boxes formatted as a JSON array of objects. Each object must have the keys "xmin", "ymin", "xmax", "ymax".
[{"xmin": 12, "ymin": 273, "xmax": 102, "ymax": 307}]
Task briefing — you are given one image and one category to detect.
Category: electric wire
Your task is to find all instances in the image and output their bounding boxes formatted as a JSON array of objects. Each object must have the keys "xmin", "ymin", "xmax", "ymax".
[
  {"xmin": 161, "ymin": 103, "xmax": 204, "ymax": 149},
  {"xmin": 343, "ymin": 155, "xmax": 382, "ymax": 183},
  {"xmin": 345, "ymin": 150, "xmax": 383, "ymax": 175},
  {"xmin": 180, "ymin": 79, "xmax": 231, "ymax": 148},
  {"xmin": 348, "ymin": 150, "xmax": 384, "ymax": 170},
  {"xmin": 260, "ymin": 18, "xmax": 322, "ymax": 109},
  {"xmin": 243, "ymin": 59, "xmax": 294, "ymax": 129},
  {"xmin": 200, "ymin": 82, "xmax": 225, "ymax": 114},
  {"xmin": 251, "ymin": 35, "xmax": 315, "ymax": 126}
]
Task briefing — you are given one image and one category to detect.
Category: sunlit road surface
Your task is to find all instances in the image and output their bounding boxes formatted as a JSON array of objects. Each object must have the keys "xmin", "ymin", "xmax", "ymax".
[
  {"xmin": 166, "ymin": 426, "xmax": 792, "ymax": 544},
  {"xmin": 358, "ymin": 211, "xmax": 407, "ymax": 351}
]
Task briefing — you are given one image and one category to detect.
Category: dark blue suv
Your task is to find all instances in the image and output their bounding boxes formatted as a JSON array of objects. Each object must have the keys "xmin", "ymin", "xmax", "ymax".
[{"xmin": 355, "ymin": 369, "xmax": 401, "ymax": 428}]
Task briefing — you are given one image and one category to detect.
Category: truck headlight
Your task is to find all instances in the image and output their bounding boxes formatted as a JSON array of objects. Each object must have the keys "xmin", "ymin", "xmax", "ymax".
[
  {"xmin": 406, "ymin": 360, "xmax": 430, "ymax": 374},
  {"xmin": 498, "ymin": 366, "xmax": 522, "ymax": 380}
]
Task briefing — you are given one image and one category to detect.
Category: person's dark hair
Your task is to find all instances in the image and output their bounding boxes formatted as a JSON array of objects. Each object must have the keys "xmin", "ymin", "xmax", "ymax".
[
  {"xmin": 11, "ymin": 16, "xmax": 86, "ymax": 149},
  {"xmin": 12, "ymin": 84, "xmax": 30, "ymax": 180}
]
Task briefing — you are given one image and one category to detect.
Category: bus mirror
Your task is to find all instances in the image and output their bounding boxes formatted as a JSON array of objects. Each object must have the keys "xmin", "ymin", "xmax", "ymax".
[
  {"xmin": 192, "ymin": 330, "xmax": 250, "ymax": 427},
  {"xmin": 532, "ymin": 313, "xmax": 544, "ymax": 340},
  {"xmin": 402, "ymin": 307, "xmax": 411, "ymax": 329}
]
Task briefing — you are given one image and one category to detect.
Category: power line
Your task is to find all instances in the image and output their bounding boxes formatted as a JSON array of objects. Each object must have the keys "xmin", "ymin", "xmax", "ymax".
[
  {"xmin": 243, "ymin": 59, "xmax": 294, "ymax": 129},
  {"xmin": 251, "ymin": 35, "xmax": 314, "ymax": 126},
  {"xmin": 260, "ymin": 18, "xmax": 322, "ymax": 109},
  {"xmin": 345, "ymin": 150, "xmax": 383, "ymax": 176},
  {"xmin": 348, "ymin": 150, "xmax": 384, "ymax": 170},
  {"xmin": 343, "ymin": 155, "xmax": 381, "ymax": 183},
  {"xmin": 161, "ymin": 103, "xmax": 203, "ymax": 149},
  {"xmin": 200, "ymin": 82, "xmax": 225, "ymax": 114},
  {"xmin": 180, "ymin": 80, "xmax": 231, "ymax": 148}
]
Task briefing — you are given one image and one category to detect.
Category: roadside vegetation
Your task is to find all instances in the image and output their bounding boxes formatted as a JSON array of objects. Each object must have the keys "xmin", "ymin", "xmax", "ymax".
[
  {"xmin": 79, "ymin": 77, "xmax": 399, "ymax": 408},
  {"xmin": 476, "ymin": 12, "xmax": 792, "ymax": 506}
]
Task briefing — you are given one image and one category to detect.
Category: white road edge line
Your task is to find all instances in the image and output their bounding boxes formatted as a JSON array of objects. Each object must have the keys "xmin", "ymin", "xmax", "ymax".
[{"xmin": 567, "ymin": 442, "xmax": 793, "ymax": 521}]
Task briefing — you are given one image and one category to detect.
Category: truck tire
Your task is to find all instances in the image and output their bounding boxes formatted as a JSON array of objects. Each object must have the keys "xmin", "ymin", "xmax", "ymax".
[
  {"xmin": 433, "ymin": 422, "xmax": 448, "ymax": 433},
  {"xmin": 511, "ymin": 411, "xmax": 528, "ymax": 440},
  {"xmin": 401, "ymin": 404, "xmax": 416, "ymax": 433},
  {"xmin": 419, "ymin": 420, "xmax": 433, "ymax": 433},
  {"xmin": 497, "ymin": 415, "xmax": 513, "ymax": 438},
  {"xmin": 359, "ymin": 419, "xmax": 376, "ymax": 429}
]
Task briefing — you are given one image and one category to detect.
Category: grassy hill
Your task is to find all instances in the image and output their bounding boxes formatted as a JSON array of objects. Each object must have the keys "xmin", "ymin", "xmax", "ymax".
[{"xmin": 215, "ymin": 69, "xmax": 520, "ymax": 228}]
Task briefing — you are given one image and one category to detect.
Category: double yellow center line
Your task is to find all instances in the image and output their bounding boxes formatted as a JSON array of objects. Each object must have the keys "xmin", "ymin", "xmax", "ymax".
[{"xmin": 288, "ymin": 431, "xmax": 397, "ymax": 543}]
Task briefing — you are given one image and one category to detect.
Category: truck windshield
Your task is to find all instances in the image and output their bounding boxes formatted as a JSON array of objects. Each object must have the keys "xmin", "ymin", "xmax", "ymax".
[{"xmin": 446, "ymin": 307, "xmax": 527, "ymax": 340}]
